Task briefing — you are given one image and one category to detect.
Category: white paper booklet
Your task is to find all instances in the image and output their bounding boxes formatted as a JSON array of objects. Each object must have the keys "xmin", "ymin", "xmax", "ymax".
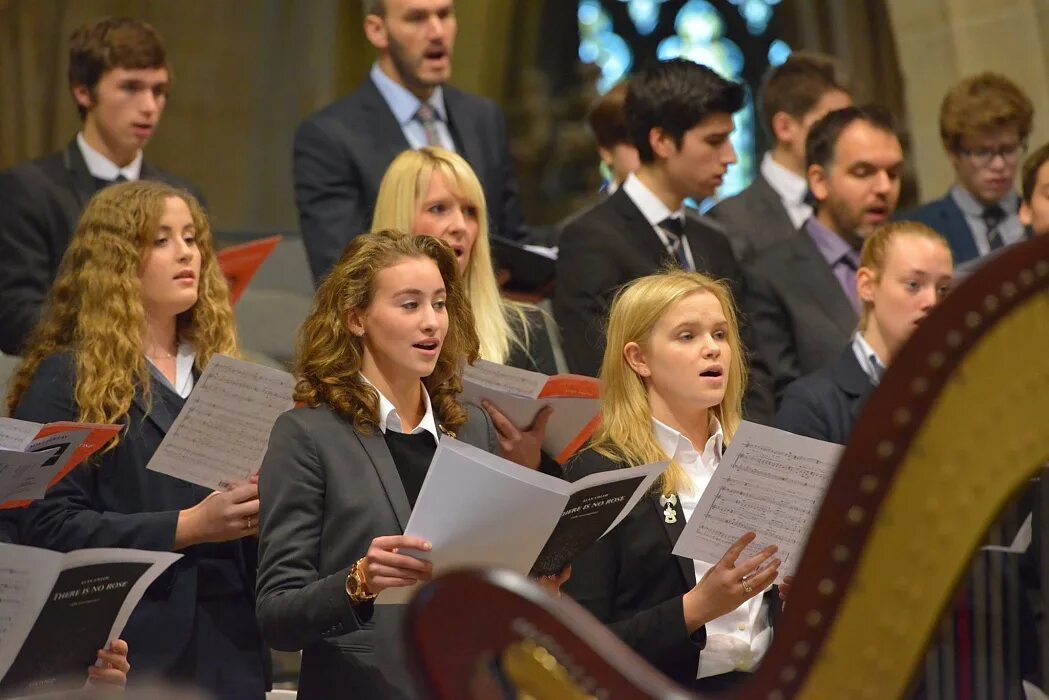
[
  {"xmin": 0, "ymin": 545, "xmax": 180, "ymax": 696},
  {"xmin": 378, "ymin": 437, "xmax": 667, "ymax": 604},
  {"xmin": 146, "ymin": 355, "xmax": 295, "ymax": 490},
  {"xmin": 460, "ymin": 359, "xmax": 600, "ymax": 463},
  {"xmin": 671, "ymin": 421, "xmax": 844, "ymax": 579},
  {"xmin": 0, "ymin": 419, "xmax": 122, "ymax": 509}
]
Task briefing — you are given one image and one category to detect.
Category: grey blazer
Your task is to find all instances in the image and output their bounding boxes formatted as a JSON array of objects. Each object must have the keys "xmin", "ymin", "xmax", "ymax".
[
  {"xmin": 707, "ymin": 173, "xmax": 796, "ymax": 264},
  {"xmin": 742, "ymin": 231, "xmax": 858, "ymax": 424},
  {"xmin": 255, "ymin": 401, "xmax": 497, "ymax": 700}
]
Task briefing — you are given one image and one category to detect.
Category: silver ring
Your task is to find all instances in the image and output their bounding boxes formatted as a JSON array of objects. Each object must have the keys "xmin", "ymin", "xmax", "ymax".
[{"xmin": 741, "ymin": 576, "xmax": 754, "ymax": 594}]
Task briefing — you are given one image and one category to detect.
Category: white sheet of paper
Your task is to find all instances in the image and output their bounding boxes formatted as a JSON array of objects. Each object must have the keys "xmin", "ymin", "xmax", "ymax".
[
  {"xmin": 982, "ymin": 513, "xmax": 1033, "ymax": 553},
  {"xmin": 460, "ymin": 360, "xmax": 599, "ymax": 459},
  {"xmin": 0, "ymin": 448, "xmax": 62, "ymax": 503},
  {"xmin": 146, "ymin": 355, "xmax": 295, "ymax": 490},
  {"xmin": 0, "ymin": 545, "xmax": 181, "ymax": 684},
  {"xmin": 671, "ymin": 421, "xmax": 843, "ymax": 579},
  {"xmin": 377, "ymin": 438, "xmax": 664, "ymax": 604},
  {"xmin": 0, "ymin": 419, "xmax": 42, "ymax": 452}
]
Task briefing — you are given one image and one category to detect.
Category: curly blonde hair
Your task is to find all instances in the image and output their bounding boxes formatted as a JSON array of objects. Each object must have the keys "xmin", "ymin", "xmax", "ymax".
[
  {"xmin": 294, "ymin": 229, "xmax": 479, "ymax": 433},
  {"xmin": 7, "ymin": 181, "xmax": 237, "ymax": 437},
  {"xmin": 591, "ymin": 270, "xmax": 746, "ymax": 496}
]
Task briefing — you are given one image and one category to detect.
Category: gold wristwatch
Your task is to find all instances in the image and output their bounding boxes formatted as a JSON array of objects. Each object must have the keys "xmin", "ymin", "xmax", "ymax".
[{"xmin": 346, "ymin": 557, "xmax": 377, "ymax": 604}]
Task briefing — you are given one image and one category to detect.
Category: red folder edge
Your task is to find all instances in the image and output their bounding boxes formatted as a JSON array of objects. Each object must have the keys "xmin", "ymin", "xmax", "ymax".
[{"xmin": 217, "ymin": 235, "xmax": 283, "ymax": 306}]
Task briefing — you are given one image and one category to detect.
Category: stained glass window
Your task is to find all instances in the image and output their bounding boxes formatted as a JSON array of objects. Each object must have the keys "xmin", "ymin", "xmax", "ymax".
[{"xmin": 578, "ymin": 0, "xmax": 789, "ymax": 203}]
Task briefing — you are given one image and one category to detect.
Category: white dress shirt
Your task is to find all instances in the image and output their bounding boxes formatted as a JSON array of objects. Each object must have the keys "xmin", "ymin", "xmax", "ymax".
[
  {"xmin": 76, "ymin": 132, "xmax": 143, "ymax": 181},
  {"xmin": 147, "ymin": 342, "xmax": 196, "ymax": 398},
  {"xmin": 621, "ymin": 173, "xmax": 696, "ymax": 271},
  {"xmin": 361, "ymin": 374, "xmax": 440, "ymax": 441},
  {"xmin": 851, "ymin": 332, "xmax": 886, "ymax": 386},
  {"xmin": 760, "ymin": 151, "xmax": 811, "ymax": 229},
  {"xmin": 652, "ymin": 416, "xmax": 773, "ymax": 679}
]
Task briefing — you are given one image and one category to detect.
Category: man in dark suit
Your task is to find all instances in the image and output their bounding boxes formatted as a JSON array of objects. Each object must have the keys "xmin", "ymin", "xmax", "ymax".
[
  {"xmin": 743, "ymin": 106, "xmax": 904, "ymax": 423},
  {"xmin": 0, "ymin": 17, "xmax": 201, "ymax": 355},
  {"xmin": 709, "ymin": 52, "xmax": 852, "ymax": 264},
  {"xmin": 902, "ymin": 72, "xmax": 1033, "ymax": 266},
  {"xmin": 294, "ymin": 0, "xmax": 526, "ymax": 285},
  {"xmin": 555, "ymin": 59, "xmax": 747, "ymax": 377}
]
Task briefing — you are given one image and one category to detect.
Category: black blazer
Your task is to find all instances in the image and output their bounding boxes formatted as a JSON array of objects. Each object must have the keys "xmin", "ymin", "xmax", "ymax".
[
  {"xmin": 0, "ymin": 140, "xmax": 202, "ymax": 355},
  {"xmin": 12, "ymin": 353, "xmax": 264, "ymax": 683},
  {"xmin": 293, "ymin": 77, "xmax": 526, "ymax": 284},
  {"xmin": 506, "ymin": 304, "xmax": 558, "ymax": 375},
  {"xmin": 742, "ymin": 230, "xmax": 858, "ymax": 424},
  {"xmin": 255, "ymin": 401, "xmax": 498, "ymax": 700},
  {"xmin": 900, "ymin": 192, "xmax": 981, "ymax": 265},
  {"xmin": 707, "ymin": 173, "xmax": 797, "ymax": 264},
  {"xmin": 773, "ymin": 346, "xmax": 873, "ymax": 444},
  {"xmin": 553, "ymin": 188, "xmax": 745, "ymax": 377}
]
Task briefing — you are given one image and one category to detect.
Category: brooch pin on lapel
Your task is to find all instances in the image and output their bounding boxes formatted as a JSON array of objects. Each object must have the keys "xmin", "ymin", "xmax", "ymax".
[{"xmin": 659, "ymin": 493, "xmax": 678, "ymax": 524}]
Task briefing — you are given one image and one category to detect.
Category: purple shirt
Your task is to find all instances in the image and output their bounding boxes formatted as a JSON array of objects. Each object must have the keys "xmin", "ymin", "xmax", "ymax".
[{"xmin": 804, "ymin": 217, "xmax": 861, "ymax": 312}]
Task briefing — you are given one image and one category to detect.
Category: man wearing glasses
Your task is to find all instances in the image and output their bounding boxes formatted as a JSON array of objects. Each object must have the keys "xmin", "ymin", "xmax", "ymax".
[{"xmin": 904, "ymin": 72, "xmax": 1034, "ymax": 265}]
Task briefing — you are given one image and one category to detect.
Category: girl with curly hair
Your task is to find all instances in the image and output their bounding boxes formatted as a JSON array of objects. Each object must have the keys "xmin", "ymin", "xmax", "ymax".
[
  {"xmin": 8, "ymin": 181, "xmax": 268, "ymax": 698},
  {"xmin": 255, "ymin": 230, "xmax": 559, "ymax": 699}
]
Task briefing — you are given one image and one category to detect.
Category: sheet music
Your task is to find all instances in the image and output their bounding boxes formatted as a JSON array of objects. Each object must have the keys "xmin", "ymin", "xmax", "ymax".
[
  {"xmin": 146, "ymin": 355, "xmax": 294, "ymax": 490},
  {"xmin": 0, "ymin": 449, "xmax": 62, "ymax": 504},
  {"xmin": 0, "ymin": 419, "xmax": 42, "ymax": 452},
  {"xmin": 672, "ymin": 421, "xmax": 843, "ymax": 579},
  {"xmin": 462, "ymin": 359, "xmax": 547, "ymax": 398}
]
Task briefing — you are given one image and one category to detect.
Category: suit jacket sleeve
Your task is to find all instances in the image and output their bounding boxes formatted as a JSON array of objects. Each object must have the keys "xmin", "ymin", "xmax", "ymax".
[
  {"xmin": 773, "ymin": 378, "xmax": 832, "ymax": 441},
  {"xmin": 293, "ymin": 117, "xmax": 369, "ymax": 285},
  {"xmin": 0, "ymin": 169, "xmax": 51, "ymax": 354},
  {"xmin": 256, "ymin": 410, "xmax": 366, "ymax": 651},
  {"xmin": 554, "ymin": 220, "xmax": 618, "ymax": 377},
  {"xmin": 742, "ymin": 264, "xmax": 797, "ymax": 424},
  {"xmin": 562, "ymin": 453, "xmax": 704, "ymax": 675},
  {"xmin": 14, "ymin": 356, "xmax": 180, "ymax": 551}
]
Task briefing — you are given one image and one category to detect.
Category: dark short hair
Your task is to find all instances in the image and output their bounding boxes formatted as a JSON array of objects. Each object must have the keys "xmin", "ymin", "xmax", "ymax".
[
  {"xmin": 587, "ymin": 82, "xmax": 631, "ymax": 150},
  {"xmin": 1021, "ymin": 142, "xmax": 1049, "ymax": 203},
  {"xmin": 68, "ymin": 17, "xmax": 168, "ymax": 120},
  {"xmin": 625, "ymin": 59, "xmax": 745, "ymax": 163},
  {"xmin": 805, "ymin": 105, "xmax": 899, "ymax": 171},
  {"xmin": 760, "ymin": 51, "xmax": 850, "ymax": 141}
]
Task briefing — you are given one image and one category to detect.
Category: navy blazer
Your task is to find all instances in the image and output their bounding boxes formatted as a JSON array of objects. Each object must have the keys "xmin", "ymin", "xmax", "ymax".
[
  {"xmin": 900, "ymin": 192, "xmax": 981, "ymax": 265},
  {"xmin": 773, "ymin": 346, "xmax": 873, "ymax": 444},
  {"xmin": 293, "ymin": 77, "xmax": 526, "ymax": 284},
  {"xmin": 13, "ymin": 353, "xmax": 265, "ymax": 683},
  {"xmin": 0, "ymin": 141, "xmax": 203, "ymax": 354}
]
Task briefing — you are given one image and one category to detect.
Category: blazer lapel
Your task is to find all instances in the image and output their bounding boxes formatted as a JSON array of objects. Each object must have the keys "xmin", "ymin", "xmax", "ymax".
[
  {"xmin": 790, "ymin": 235, "xmax": 858, "ymax": 336},
  {"xmin": 443, "ymin": 88, "xmax": 483, "ymax": 173},
  {"xmin": 131, "ymin": 375, "xmax": 179, "ymax": 436},
  {"xmin": 752, "ymin": 175, "xmax": 796, "ymax": 233},
  {"xmin": 833, "ymin": 348, "xmax": 876, "ymax": 425},
  {"xmin": 61, "ymin": 140, "xmax": 97, "ymax": 211},
  {"xmin": 939, "ymin": 193, "xmax": 981, "ymax": 263},
  {"xmin": 356, "ymin": 429, "xmax": 413, "ymax": 531},
  {"xmin": 608, "ymin": 190, "xmax": 669, "ymax": 267},
  {"xmin": 360, "ymin": 78, "xmax": 413, "ymax": 178},
  {"xmin": 650, "ymin": 493, "xmax": 697, "ymax": 587}
]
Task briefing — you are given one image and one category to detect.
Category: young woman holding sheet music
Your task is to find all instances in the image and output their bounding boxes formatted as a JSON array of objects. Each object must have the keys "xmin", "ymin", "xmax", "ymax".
[
  {"xmin": 371, "ymin": 146, "xmax": 558, "ymax": 375},
  {"xmin": 562, "ymin": 269, "xmax": 782, "ymax": 691},
  {"xmin": 255, "ymin": 230, "xmax": 564, "ymax": 700},
  {"xmin": 6, "ymin": 181, "xmax": 268, "ymax": 698}
]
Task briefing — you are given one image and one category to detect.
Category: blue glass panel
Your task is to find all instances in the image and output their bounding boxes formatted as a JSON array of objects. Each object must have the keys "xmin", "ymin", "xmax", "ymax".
[
  {"xmin": 676, "ymin": 0, "xmax": 724, "ymax": 43},
  {"xmin": 656, "ymin": 36, "xmax": 684, "ymax": 61},
  {"xmin": 767, "ymin": 38, "xmax": 791, "ymax": 66},
  {"xmin": 625, "ymin": 0, "xmax": 665, "ymax": 36}
]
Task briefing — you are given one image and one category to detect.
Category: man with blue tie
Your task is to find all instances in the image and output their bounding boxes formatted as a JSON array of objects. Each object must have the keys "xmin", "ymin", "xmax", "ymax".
[
  {"xmin": 902, "ymin": 72, "xmax": 1034, "ymax": 266},
  {"xmin": 554, "ymin": 58, "xmax": 747, "ymax": 377},
  {"xmin": 293, "ymin": 0, "xmax": 528, "ymax": 285},
  {"xmin": 0, "ymin": 17, "xmax": 202, "ymax": 356}
]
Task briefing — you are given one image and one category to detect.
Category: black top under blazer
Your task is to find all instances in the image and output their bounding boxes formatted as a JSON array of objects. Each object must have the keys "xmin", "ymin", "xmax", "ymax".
[
  {"xmin": 554, "ymin": 188, "xmax": 745, "ymax": 378},
  {"xmin": 255, "ymin": 400, "xmax": 498, "ymax": 700},
  {"xmin": 0, "ymin": 140, "xmax": 202, "ymax": 354},
  {"xmin": 12, "ymin": 353, "xmax": 265, "ymax": 685}
]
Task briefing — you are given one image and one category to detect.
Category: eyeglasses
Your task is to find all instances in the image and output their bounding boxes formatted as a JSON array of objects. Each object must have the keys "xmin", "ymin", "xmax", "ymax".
[{"xmin": 957, "ymin": 142, "xmax": 1027, "ymax": 167}]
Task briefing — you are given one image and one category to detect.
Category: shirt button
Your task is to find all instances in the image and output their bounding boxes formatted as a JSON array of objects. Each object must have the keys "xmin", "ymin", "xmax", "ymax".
[{"xmin": 737, "ymin": 623, "xmax": 747, "ymax": 631}]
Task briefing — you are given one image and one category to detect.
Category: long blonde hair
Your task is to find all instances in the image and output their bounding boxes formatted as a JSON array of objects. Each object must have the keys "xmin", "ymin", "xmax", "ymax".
[
  {"xmin": 294, "ymin": 230, "xmax": 479, "ymax": 433},
  {"xmin": 8, "ymin": 181, "xmax": 237, "ymax": 438},
  {"xmin": 371, "ymin": 147, "xmax": 531, "ymax": 364},
  {"xmin": 590, "ymin": 270, "xmax": 747, "ymax": 495}
]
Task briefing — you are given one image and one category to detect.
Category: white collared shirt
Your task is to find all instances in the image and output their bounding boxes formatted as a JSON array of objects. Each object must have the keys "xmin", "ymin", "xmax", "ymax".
[
  {"xmin": 361, "ymin": 374, "xmax": 440, "ymax": 442},
  {"xmin": 146, "ymin": 342, "xmax": 196, "ymax": 398},
  {"xmin": 76, "ymin": 132, "xmax": 142, "ymax": 181},
  {"xmin": 652, "ymin": 416, "xmax": 772, "ymax": 679},
  {"xmin": 760, "ymin": 152, "xmax": 811, "ymax": 229},
  {"xmin": 621, "ymin": 173, "xmax": 696, "ymax": 271},
  {"xmin": 851, "ymin": 332, "xmax": 885, "ymax": 386},
  {"xmin": 369, "ymin": 63, "xmax": 456, "ymax": 153}
]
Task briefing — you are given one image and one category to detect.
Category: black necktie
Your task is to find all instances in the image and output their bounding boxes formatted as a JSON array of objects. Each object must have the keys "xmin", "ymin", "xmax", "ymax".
[
  {"xmin": 91, "ymin": 174, "xmax": 128, "ymax": 192},
  {"xmin": 982, "ymin": 204, "xmax": 1007, "ymax": 251},
  {"xmin": 659, "ymin": 217, "xmax": 690, "ymax": 270}
]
